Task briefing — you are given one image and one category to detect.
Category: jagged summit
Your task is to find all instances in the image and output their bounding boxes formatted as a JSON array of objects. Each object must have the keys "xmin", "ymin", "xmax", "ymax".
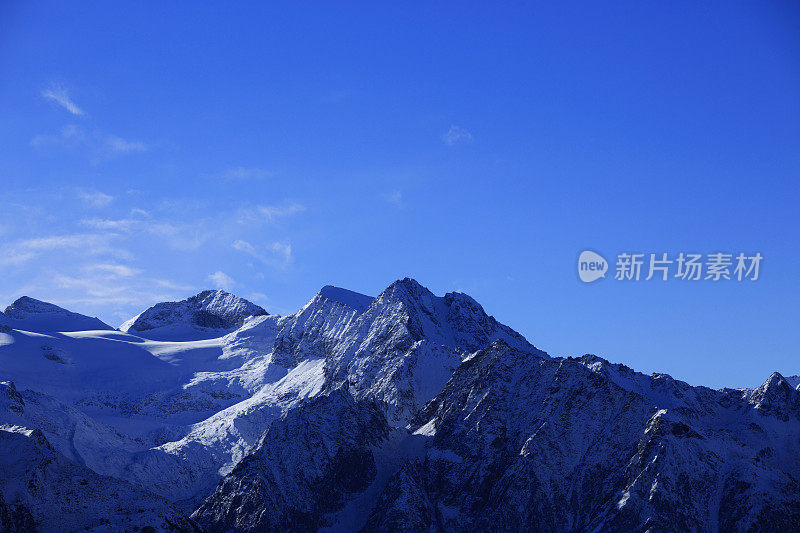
[
  {"xmin": 747, "ymin": 371, "xmax": 800, "ymax": 418},
  {"xmin": 323, "ymin": 278, "xmax": 545, "ymax": 423},
  {"xmin": 0, "ymin": 296, "xmax": 112, "ymax": 333},
  {"xmin": 120, "ymin": 289, "xmax": 268, "ymax": 340},
  {"xmin": 371, "ymin": 277, "xmax": 540, "ymax": 354}
]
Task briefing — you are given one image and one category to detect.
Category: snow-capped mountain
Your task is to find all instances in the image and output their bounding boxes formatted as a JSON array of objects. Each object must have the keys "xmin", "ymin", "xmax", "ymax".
[
  {"xmin": 0, "ymin": 279, "xmax": 798, "ymax": 531},
  {"xmin": 120, "ymin": 289, "xmax": 268, "ymax": 340},
  {"xmin": 0, "ymin": 296, "xmax": 112, "ymax": 332},
  {"xmin": 197, "ymin": 341, "xmax": 800, "ymax": 532},
  {"xmin": 324, "ymin": 278, "xmax": 544, "ymax": 423}
]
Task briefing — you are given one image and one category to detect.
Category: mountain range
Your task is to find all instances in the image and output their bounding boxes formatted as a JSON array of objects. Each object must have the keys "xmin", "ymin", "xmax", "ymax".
[{"xmin": 1, "ymin": 278, "xmax": 798, "ymax": 532}]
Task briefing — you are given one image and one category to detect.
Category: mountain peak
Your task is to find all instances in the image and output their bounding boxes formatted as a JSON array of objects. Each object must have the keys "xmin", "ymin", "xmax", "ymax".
[
  {"xmin": 382, "ymin": 277, "xmax": 429, "ymax": 299},
  {"xmin": 763, "ymin": 371, "xmax": 790, "ymax": 389},
  {"xmin": 747, "ymin": 371, "xmax": 800, "ymax": 417},
  {"xmin": 6, "ymin": 296, "xmax": 65, "ymax": 315},
  {"xmin": 1, "ymin": 297, "xmax": 112, "ymax": 332},
  {"xmin": 120, "ymin": 290, "xmax": 268, "ymax": 339}
]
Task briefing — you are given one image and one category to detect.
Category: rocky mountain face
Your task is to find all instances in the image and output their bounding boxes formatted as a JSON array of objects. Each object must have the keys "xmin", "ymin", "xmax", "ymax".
[
  {"xmin": 0, "ymin": 279, "xmax": 797, "ymax": 531},
  {"xmin": 0, "ymin": 424, "xmax": 197, "ymax": 532},
  {"xmin": 324, "ymin": 278, "xmax": 543, "ymax": 424},
  {"xmin": 197, "ymin": 341, "xmax": 800, "ymax": 532},
  {"xmin": 193, "ymin": 388, "xmax": 390, "ymax": 532}
]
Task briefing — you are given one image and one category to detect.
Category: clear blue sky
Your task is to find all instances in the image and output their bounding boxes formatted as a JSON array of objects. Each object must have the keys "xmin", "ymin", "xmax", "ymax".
[{"xmin": 1, "ymin": 2, "xmax": 798, "ymax": 388}]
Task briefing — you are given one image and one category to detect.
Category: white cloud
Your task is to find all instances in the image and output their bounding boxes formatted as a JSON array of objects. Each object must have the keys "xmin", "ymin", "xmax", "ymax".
[
  {"xmin": 237, "ymin": 202, "xmax": 306, "ymax": 224},
  {"xmin": 208, "ymin": 271, "xmax": 235, "ymax": 291},
  {"xmin": 31, "ymin": 125, "xmax": 87, "ymax": 149},
  {"xmin": 7, "ymin": 232, "xmax": 132, "ymax": 263},
  {"xmin": 41, "ymin": 85, "xmax": 84, "ymax": 116},
  {"xmin": 77, "ymin": 189, "xmax": 114, "ymax": 208},
  {"xmin": 259, "ymin": 203, "xmax": 305, "ymax": 221},
  {"xmin": 232, "ymin": 239, "xmax": 293, "ymax": 267},
  {"xmin": 83, "ymin": 263, "xmax": 141, "ymax": 278},
  {"xmin": 79, "ymin": 217, "xmax": 205, "ymax": 251},
  {"xmin": 220, "ymin": 167, "xmax": 273, "ymax": 181},
  {"xmin": 81, "ymin": 217, "xmax": 136, "ymax": 231},
  {"xmin": 0, "ymin": 251, "xmax": 36, "ymax": 267},
  {"xmin": 384, "ymin": 190, "xmax": 404, "ymax": 208},
  {"xmin": 20, "ymin": 234, "xmax": 106, "ymax": 251},
  {"xmin": 104, "ymin": 135, "xmax": 147, "ymax": 155},
  {"xmin": 271, "ymin": 242, "xmax": 292, "ymax": 263},
  {"xmin": 232, "ymin": 239, "xmax": 257, "ymax": 256},
  {"xmin": 247, "ymin": 291, "xmax": 270, "ymax": 303},
  {"xmin": 46, "ymin": 272, "xmax": 188, "ymax": 312},
  {"xmin": 31, "ymin": 125, "xmax": 147, "ymax": 161},
  {"xmin": 441, "ymin": 125, "xmax": 474, "ymax": 146}
]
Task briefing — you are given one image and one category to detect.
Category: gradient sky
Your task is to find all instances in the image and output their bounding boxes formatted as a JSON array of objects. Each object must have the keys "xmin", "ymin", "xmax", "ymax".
[{"xmin": 1, "ymin": 2, "xmax": 798, "ymax": 389}]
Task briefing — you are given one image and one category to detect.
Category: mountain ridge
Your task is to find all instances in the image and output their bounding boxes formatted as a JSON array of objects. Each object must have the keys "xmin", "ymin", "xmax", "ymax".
[{"xmin": 0, "ymin": 278, "xmax": 796, "ymax": 531}]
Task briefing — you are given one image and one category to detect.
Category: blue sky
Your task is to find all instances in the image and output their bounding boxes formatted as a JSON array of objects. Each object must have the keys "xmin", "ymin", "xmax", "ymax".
[{"xmin": 1, "ymin": 1, "xmax": 798, "ymax": 388}]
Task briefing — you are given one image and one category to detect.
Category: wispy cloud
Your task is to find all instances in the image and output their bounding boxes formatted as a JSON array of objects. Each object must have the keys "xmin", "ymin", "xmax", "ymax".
[
  {"xmin": 83, "ymin": 263, "xmax": 141, "ymax": 278},
  {"xmin": 383, "ymin": 190, "xmax": 404, "ymax": 208},
  {"xmin": 0, "ymin": 251, "xmax": 37, "ymax": 267},
  {"xmin": 31, "ymin": 124, "xmax": 87, "ymax": 149},
  {"xmin": 259, "ymin": 203, "xmax": 305, "ymax": 221},
  {"xmin": 208, "ymin": 270, "xmax": 235, "ymax": 291},
  {"xmin": 20, "ymin": 233, "xmax": 114, "ymax": 251},
  {"xmin": 270, "ymin": 242, "xmax": 292, "ymax": 263},
  {"xmin": 0, "ymin": 232, "xmax": 132, "ymax": 270},
  {"xmin": 236, "ymin": 202, "xmax": 306, "ymax": 224},
  {"xmin": 441, "ymin": 125, "xmax": 474, "ymax": 146},
  {"xmin": 45, "ymin": 271, "xmax": 191, "ymax": 315},
  {"xmin": 31, "ymin": 125, "xmax": 147, "ymax": 162},
  {"xmin": 41, "ymin": 85, "xmax": 84, "ymax": 116},
  {"xmin": 220, "ymin": 167, "xmax": 273, "ymax": 182},
  {"xmin": 77, "ymin": 189, "xmax": 114, "ymax": 208},
  {"xmin": 81, "ymin": 217, "xmax": 136, "ymax": 231},
  {"xmin": 28, "ymin": 233, "xmax": 130, "ymax": 260},
  {"xmin": 232, "ymin": 239, "xmax": 293, "ymax": 267},
  {"xmin": 104, "ymin": 135, "xmax": 147, "ymax": 155},
  {"xmin": 79, "ymin": 216, "xmax": 205, "ymax": 251}
]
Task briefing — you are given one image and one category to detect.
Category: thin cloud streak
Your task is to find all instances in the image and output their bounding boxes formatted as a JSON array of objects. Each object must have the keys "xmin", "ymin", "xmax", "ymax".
[
  {"xmin": 77, "ymin": 189, "xmax": 114, "ymax": 208},
  {"xmin": 30, "ymin": 125, "xmax": 147, "ymax": 161},
  {"xmin": 41, "ymin": 85, "xmax": 84, "ymax": 115},
  {"xmin": 441, "ymin": 125, "xmax": 473, "ymax": 146},
  {"xmin": 232, "ymin": 239, "xmax": 293, "ymax": 267}
]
